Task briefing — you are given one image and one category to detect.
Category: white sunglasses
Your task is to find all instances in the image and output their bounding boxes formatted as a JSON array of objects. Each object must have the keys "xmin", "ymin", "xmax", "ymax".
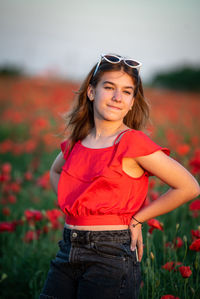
[{"xmin": 93, "ymin": 54, "xmax": 142, "ymax": 77}]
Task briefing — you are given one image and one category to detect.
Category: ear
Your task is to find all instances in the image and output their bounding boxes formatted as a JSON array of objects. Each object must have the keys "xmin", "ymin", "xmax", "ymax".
[{"xmin": 87, "ymin": 84, "xmax": 95, "ymax": 101}]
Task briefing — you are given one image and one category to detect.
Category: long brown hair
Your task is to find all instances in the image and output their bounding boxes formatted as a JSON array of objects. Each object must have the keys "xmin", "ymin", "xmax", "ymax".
[{"xmin": 63, "ymin": 55, "xmax": 150, "ymax": 151}]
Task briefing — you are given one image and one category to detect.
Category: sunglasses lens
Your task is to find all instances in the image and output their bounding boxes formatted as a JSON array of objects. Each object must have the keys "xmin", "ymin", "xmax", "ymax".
[
  {"xmin": 104, "ymin": 55, "xmax": 120, "ymax": 63},
  {"xmin": 125, "ymin": 60, "xmax": 140, "ymax": 67}
]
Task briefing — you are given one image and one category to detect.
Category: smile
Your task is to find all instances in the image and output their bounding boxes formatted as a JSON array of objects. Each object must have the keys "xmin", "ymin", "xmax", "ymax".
[{"xmin": 107, "ymin": 105, "xmax": 122, "ymax": 110}]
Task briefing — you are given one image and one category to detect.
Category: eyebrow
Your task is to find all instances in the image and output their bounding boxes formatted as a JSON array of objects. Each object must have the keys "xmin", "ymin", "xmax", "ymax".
[{"xmin": 103, "ymin": 81, "xmax": 134, "ymax": 90}]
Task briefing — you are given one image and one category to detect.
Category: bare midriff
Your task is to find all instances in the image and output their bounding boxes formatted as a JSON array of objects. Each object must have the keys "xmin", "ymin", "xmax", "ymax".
[{"xmin": 65, "ymin": 223, "xmax": 129, "ymax": 231}]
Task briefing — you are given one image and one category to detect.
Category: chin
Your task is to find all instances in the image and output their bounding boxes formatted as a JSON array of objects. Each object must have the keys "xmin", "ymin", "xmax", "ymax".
[
  {"xmin": 105, "ymin": 112, "xmax": 128, "ymax": 122},
  {"xmin": 95, "ymin": 109, "xmax": 127, "ymax": 122},
  {"xmin": 100, "ymin": 113, "xmax": 122, "ymax": 121},
  {"xmin": 104, "ymin": 117, "xmax": 125, "ymax": 122}
]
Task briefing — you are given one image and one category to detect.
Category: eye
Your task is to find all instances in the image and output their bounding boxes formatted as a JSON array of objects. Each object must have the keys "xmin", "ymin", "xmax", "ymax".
[
  {"xmin": 123, "ymin": 90, "xmax": 131, "ymax": 95},
  {"xmin": 104, "ymin": 86, "xmax": 113, "ymax": 90}
]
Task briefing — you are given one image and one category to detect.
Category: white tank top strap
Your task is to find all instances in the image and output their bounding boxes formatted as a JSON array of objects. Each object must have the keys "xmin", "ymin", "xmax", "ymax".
[{"xmin": 113, "ymin": 129, "xmax": 132, "ymax": 145}]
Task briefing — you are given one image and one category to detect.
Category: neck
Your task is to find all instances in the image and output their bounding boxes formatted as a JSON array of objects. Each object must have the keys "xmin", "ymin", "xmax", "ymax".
[{"xmin": 91, "ymin": 120, "xmax": 126, "ymax": 139}]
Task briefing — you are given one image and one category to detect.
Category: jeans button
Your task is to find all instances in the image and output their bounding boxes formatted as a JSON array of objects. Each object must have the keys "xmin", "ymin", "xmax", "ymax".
[{"xmin": 72, "ymin": 232, "xmax": 78, "ymax": 238}]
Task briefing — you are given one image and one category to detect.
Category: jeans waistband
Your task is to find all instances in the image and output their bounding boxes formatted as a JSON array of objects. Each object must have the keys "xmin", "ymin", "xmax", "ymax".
[{"xmin": 63, "ymin": 226, "xmax": 131, "ymax": 244}]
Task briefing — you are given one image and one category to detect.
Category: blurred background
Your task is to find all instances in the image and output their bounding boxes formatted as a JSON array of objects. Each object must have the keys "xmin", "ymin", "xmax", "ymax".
[
  {"xmin": 0, "ymin": 1, "xmax": 200, "ymax": 298},
  {"xmin": 0, "ymin": 0, "xmax": 200, "ymax": 85}
]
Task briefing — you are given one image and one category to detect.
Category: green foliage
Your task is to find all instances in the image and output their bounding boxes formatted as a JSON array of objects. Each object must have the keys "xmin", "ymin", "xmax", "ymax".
[
  {"xmin": 0, "ymin": 229, "xmax": 61, "ymax": 299},
  {"xmin": 0, "ymin": 170, "xmax": 61, "ymax": 299},
  {"xmin": 0, "ymin": 65, "xmax": 24, "ymax": 77},
  {"xmin": 151, "ymin": 66, "xmax": 200, "ymax": 91},
  {"xmin": 140, "ymin": 209, "xmax": 200, "ymax": 299},
  {"xmin": 0, "ymin": 123, "xmax": 30, "ymax": 142}
]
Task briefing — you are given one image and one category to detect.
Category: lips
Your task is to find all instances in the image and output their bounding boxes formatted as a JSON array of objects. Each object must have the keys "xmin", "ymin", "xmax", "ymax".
[{"xmin": 107, "ymin": 105, "xmax": 122, "ymax": 110}]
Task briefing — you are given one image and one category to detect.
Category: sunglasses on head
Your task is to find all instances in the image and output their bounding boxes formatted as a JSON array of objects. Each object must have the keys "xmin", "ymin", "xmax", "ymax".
[{"xmin": 93, "ymin": 54, "xmax": 142, "ymax": 77}]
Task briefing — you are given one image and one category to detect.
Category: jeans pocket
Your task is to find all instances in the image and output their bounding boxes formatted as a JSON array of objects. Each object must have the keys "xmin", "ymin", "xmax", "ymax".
[
  {"xmin": 121, "ymin": 243, "xmax": 140, "ymax": 264},
  {"xmin": 93, "ymin": 242, "xmax": 125, "ymax": 260},
  {"xmin": 55, "ymin": 238, "xmax": 71, "ymax": 262}
]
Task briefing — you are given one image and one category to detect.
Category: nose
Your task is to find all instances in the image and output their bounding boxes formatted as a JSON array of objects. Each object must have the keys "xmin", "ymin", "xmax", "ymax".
[{"xmin": 112, "ymin": 89, "xmax": 122, "ymax": 102}]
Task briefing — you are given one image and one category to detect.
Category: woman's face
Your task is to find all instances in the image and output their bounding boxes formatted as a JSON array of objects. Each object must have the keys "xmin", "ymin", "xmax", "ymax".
[{"xmin": 88, "ymin": 71, "xmax": 135, "ymax": 122}]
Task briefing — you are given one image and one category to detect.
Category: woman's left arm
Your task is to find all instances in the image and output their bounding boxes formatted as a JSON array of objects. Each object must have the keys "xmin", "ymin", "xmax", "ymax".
[
  {"xmin": 129, "ymin": 150, "xmax": 200, "ymax": 260},
  {"xmin": 134, "ymin": 150, "xmax": 200, "ymax": 221}
]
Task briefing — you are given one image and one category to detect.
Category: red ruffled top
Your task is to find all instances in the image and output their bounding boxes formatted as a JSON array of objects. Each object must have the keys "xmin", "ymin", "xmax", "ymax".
[{"xmin": 57, "ymin": 129, "xmax": 170, "ymax": 226}]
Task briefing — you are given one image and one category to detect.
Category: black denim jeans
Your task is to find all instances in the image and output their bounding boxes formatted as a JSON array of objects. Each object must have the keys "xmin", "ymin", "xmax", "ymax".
[{"xmin": 39, "ymin": 227, "xmax": 142, "ymax": 299}]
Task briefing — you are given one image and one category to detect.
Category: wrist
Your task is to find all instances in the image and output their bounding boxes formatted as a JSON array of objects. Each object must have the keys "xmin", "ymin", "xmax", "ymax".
[
  {"xmin": 131, "ymin": 216, "xmax": 143, "ymax": 229},
  {"xmin": 132, "ymin": 215, "xmax": 143, "ymax": 224}
]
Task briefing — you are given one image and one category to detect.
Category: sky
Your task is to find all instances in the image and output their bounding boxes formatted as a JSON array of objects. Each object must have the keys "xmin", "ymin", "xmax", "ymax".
[{"xmin": 0, "ymin": 0, "xmax": 200, "ymax": 82}]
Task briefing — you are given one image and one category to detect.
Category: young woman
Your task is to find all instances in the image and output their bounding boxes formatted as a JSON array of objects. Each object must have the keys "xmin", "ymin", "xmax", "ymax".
[{"xmin": 39, "ymin": 54, "xmax": 200, "ymax": 299}]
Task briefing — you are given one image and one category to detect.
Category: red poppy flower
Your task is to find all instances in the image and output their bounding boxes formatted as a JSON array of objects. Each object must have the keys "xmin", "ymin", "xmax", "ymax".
[
  {"xmin": 162, "ymin": 261, "xmax": 182, "ymax": 272},
  {"xmin": 0, "ymin": 139, "xmax": 13, "ymax": 154},
  {"xmin": 10, "ymin": 182, "xmax": 21, "ymax": 193},
  {"xmin": 37, "ymin": 171, "xmax": 50, "ymax": 189},
  {"xmin": 189, "ymin": 199, "xmax": 200, "ymax": 218},
  {"xmin": 0, "ymin": 221, "xmax": 16, "ymax": 232},
  {"xmin": 174, "ymin": 262, "xmax": 182, "ymax": 269},
  {"xmin": 24, "ymin": 171, "xmax": 33, "ymax": 181},
  {"xmin": 31, "ymin": 117, "xmax": 50, "ymax": 134},
  {"xmin": 191, "ymin": 229, "xmax": 200, "ymax": 239},
  {"xmin": 189, "ymin": 149, "xmax": 200, "ymax": 175},
  {"xmin": 176, "ymin": 144, "xmax": 190, "ymax": 156},
  {"xmin": 149, "ymin": 178, "xmax": 156, "ymax": 190},
  {"xmin": 173, "ymin": 236, "xmax": 183, "ymax": 248},
  {"xmin": 160, "ymin": 295, "xmax": 180, "ymax": 299},
  {"xmin": 1, "ymin": 162, "xmax": 12, "ymax": 174},
  {"xmin": 150, "ymin": 191, "xmax": 159, "ymax": 201},
  {"xmin": 162, "ymin": 262, "xmax": 174, "ymax": 272},
  {"xmin": 8, "ymin": 194, "xmax": 17, "ymax": 204},
  {"xmin": 165, "ymin": 242, "xmax": 172, "ymax": 248},
  {"xmin": 147, "ymin": 218, "xmax": 163, "ymax": 234},
  {"xmin": 23, "ymin": 230, "xmax": 39, "ymax": 243},
  {"xmin": 141, "ymin": 196, "xmax": 150, "ymax": 208},
  {"xmin": 24, "ymin": 209, "xmax": 43, "ymax": 222},
  {"xmin": 24, "ymin": 140, "xmax": 37, "ymax": 153},
  {"xmin": 42, "ymin": 225, "xmax": 49, "ymax": 234},
  {"xmin": 2, "ymin": 207, "xmax": 11, "ymax": 216},
  {"xmin": 12, "ymin": 219, "xmax": 24, "ymax": 226},
  {"xmin": 45, "ymin": 209, "xmax": 64, "ymax": 229},
  {"xmin": 189, "ymin": 199, "xmax": 200, "ymax": 211},
  {"xmin": 189, "ymin": 238, "xmax": 200, "ymax": 251},
  {"xmin": 0, "ymin": 173, "xmax": 11, "ymax": 182},
  {"xmin": 45, "ymin": 209, "xmax": 63, "ymax": 221},
  {"xmin": 2, "ymin": 184, "xmax": 10, "ymax": 194},
  {"xmin": 178, "ymin": 266, "xmax": 192, "ymax": 278}
]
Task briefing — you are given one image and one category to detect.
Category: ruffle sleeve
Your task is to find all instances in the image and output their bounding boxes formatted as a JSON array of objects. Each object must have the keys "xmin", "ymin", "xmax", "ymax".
[
  {"xmin": 110, "ymin": 129, "xmax": 170, "ymax": 176},
  {"xmin": 60, "ymin": 140, "xmax": 70, "ymax": 160},
  {"xmin": 119, "ymin": 130, "xmax": 170, "ymax": 157}
]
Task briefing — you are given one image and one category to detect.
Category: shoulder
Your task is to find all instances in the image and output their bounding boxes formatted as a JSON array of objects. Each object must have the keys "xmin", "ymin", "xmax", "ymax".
[
  {"xmin": 120, "ymin": 128, "xmax": 153, "ymax": 143},
  {"xmin": 116, "ymin": 128, "xmax": 170, "ymax": 160}
]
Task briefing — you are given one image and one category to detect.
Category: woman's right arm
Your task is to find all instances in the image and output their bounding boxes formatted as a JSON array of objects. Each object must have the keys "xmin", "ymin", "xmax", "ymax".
[{"xmin": 50, "ymin": 152, "xmax": 66, "ymax": 194}]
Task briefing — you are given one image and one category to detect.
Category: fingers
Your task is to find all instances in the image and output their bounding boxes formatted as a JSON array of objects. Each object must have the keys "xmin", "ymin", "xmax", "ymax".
[
  {"xmin": 129, "ymin": 225, "xmax": 144, "ymax": 261},
  {"xmin": 130, "ymin": 238, "xmax": 137, "ymax": 251},
  {"xmin": 137, "ymin": 237, "xmax": 143, "ymax": 262},
  {"xmin": 130, "ymin": 226, "xmax": 138, "ymax": 250}
]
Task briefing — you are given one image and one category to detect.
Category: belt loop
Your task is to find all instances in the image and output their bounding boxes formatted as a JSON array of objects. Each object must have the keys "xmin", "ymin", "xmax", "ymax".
[{"xmin": 86, "ymin": 231, "xmax": 90, "ymax": 243}]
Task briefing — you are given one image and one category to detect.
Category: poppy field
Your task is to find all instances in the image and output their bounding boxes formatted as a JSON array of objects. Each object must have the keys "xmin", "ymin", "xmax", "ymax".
[{"xmin": 0, "ymin": 76, "xmax": 200, "ymax": 299}]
